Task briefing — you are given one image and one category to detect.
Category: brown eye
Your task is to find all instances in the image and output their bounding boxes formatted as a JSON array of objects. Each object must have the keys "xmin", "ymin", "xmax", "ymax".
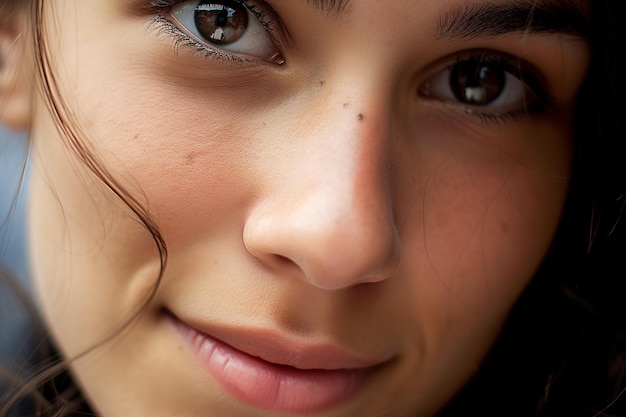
[
  {"xmin": 450, "ymin": 60, "xmax": 506, "ymax": 106},
  {"xmin": 194, "ymin": 1, "xmax": 249, "ymax": 45},
  {"xmin": 418, "ymin": 53, "xmax": 534, "ymax": 115},
  {"xmin": 169, "ymin": 0, "xmax": 283, "ymax": 63}
]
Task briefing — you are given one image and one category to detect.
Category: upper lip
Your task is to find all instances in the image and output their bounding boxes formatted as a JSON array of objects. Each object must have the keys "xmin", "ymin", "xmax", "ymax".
[{"xmin": 168, "ymin": 311, "xmax": 390, "ymax": 371}]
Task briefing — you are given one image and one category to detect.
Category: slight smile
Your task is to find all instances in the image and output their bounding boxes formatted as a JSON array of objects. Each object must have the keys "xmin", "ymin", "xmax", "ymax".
[{"xmin": 166, "ymin": 311, "xmax": 391, "ymax": 414}]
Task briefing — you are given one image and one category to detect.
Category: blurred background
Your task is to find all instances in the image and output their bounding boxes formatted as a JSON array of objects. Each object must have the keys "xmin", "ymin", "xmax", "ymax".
[
  {"xmin": 0, "ymin": 124, "xmax": 35, "ymax": 390},
  {"xmin": 0, "ymin": 124, "xmax": 29, "ymax": 284}
]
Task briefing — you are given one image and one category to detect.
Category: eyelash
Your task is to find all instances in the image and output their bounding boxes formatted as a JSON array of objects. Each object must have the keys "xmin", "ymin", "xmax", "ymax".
[{"xmin": 145, "ymin": 0, "xmax": 279, "ymax": 62}]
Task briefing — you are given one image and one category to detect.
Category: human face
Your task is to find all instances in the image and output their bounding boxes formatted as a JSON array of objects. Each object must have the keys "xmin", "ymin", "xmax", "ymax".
[{"xmin": 28, "ymin": 0, "xmax": 589, "ymax": 416}]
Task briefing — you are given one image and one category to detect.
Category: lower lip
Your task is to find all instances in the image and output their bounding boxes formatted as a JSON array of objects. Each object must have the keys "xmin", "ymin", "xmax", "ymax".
[{"xmin": 171, "ymin": 319, "xmax": 369, "ymax": 415}]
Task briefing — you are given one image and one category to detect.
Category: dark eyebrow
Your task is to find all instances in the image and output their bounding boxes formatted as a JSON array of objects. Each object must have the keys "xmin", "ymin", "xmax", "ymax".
[
  {"xmin": 437, "ymin": 1, "xmax": 590, "ymax": 41},
  {"xmin": 305, "ymin": 0, "xmax": 352, "ymax": 18}
]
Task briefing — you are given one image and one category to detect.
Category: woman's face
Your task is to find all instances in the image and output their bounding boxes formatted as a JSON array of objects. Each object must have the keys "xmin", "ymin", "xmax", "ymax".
[{"xmin": 27, "ymin": 0, "xmax": 589, "ymax": 416}]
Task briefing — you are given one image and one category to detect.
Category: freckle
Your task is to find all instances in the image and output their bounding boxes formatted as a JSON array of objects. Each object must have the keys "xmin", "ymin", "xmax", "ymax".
[
  {"xmin": 319, "ymin": 80, "xmax": 325, "ymax": 86},
  {"xmin": 185, "ymin": 153, "xmax": 196, "ymax": 165},
  {"xmin": 132, "ymin": 133, "xmax": 139, "ymax": 140},
  {"xmin": 357, "ymin": 113, "xmax": 364, "ymax": 121},
  {"xmin": 343, "ymin": 103, "xmax": 349, "ymax": 109}
]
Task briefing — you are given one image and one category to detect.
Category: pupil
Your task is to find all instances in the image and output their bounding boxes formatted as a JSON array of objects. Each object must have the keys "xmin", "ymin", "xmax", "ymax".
[
  {"xmin": 450, "ymin": 61, "xmax": 506, "ymax": 106},
  {"xmin": 194, "ymin": 1, "xmax": 248, "ymax": 45},
  {"xmin": 216, "ymin": 10, "xmax": 228, "ymax": 27}
]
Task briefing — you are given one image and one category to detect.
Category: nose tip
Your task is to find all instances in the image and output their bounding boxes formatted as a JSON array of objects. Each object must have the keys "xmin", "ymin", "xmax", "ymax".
[
  {"xmin": 300, "ymin": 216, "xmax": 401, "ymax": 290},
  {"xmin": 243, "ymin": 179, "xmax": 401, "ymax": 290}
]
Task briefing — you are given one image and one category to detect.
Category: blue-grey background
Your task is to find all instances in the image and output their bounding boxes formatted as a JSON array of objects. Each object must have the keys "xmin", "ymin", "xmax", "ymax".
[
  {"xmin": 0, "ymin": 124, "xmax": 34, "ymax": 372},
  {"xmin": 0, "ymin": 125, "xmax": 29, "ymax": 283}
]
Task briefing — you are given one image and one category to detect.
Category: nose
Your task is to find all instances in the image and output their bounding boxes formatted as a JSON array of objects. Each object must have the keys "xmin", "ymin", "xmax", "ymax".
[{"xmin": 243, "ymin": 86, "xmax": 401, "ymax": 290}]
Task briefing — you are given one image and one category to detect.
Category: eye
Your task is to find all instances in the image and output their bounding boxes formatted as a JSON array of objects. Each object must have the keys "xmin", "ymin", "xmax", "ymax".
[
  {"xmin": 449, "ymin": 60, "xmax": 511, "ymax": 106},
  {"xmin": 420, "ymin": 54, "xmax": 541, "ymax": 114},
  {"xmin": 169, "ymin": 0, "xmax": 283, "ymax": 63}
]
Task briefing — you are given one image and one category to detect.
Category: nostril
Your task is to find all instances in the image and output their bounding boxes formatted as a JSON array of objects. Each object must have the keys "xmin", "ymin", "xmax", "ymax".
[
  {"xmin": 276, "ymin": 254, "xmax": 292, "ymax": 264},
  {"xmin": 272, "ymin": 254, "xmax": 299, "ymax": 270}
]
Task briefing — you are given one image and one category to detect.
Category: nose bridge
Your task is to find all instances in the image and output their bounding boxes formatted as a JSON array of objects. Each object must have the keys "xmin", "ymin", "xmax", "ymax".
[
  {"xmin": 305, "ymin": 83, "xmax": 394, "ymax": 240},
  {"xmin": 302, "ymin": 83, "xmax": 390, "ymax": 207},
  {"xmin": 244, "ymin": 72, "xmax": 401, "ymax": 290},
  {"xmin": 292, "ymin": 39, "xmax": 400, "ymax": 193}
]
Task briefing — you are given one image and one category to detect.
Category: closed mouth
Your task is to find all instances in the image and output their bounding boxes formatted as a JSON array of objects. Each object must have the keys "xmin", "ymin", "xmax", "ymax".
[{"xmin": 167, "ymin": 311, "xmax": 387, "ymax": 414}]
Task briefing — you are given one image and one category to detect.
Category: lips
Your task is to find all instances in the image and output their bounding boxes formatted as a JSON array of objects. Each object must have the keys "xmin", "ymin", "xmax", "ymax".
[{"xmin": 167, "ymin": 312, "xmax": 384, "ymax": 414}]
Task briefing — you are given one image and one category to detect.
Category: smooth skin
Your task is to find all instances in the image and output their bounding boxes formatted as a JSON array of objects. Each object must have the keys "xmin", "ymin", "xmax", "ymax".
[{"xmin": 1, "ymin": 0, "xmax": 589, "ymax": 415}]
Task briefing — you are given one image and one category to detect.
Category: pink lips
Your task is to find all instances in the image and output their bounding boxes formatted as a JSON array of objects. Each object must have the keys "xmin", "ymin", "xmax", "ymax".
[{"xmin": 168, "ymin": 314, "xmax": 379, "ymax": 414}]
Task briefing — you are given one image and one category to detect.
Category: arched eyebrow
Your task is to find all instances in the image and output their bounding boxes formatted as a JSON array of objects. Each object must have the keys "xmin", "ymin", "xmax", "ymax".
[{"xmin": 436, "ymin": 1, "xmax": 589, "ymax": 41}]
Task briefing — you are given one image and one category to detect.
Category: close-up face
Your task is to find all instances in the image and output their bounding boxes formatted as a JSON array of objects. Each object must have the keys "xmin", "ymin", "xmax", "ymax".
[{"xmin": 25, "ymin": 0, "xmax": 589, "ymax": 416}]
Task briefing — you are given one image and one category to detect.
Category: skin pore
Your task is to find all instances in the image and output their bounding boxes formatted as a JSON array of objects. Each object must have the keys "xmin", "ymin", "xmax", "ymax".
[{"xmin": 20, "ymin": 0, "xmax": 589, "ymax": 416}]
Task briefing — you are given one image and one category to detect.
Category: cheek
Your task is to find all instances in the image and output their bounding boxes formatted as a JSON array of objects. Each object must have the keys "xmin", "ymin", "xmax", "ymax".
[
  {"xmin": 75, "ymin": 83, "xmax": 261, "ymax": 249},
  {"xmin": 28, "ymin": 158, "xmax": 156, "ymax": 357},
  {"xmin": 398, "ymin": 122, "xmax": 571, "ymax": 336},
  {"xmin": 376, "ymin": 125, "xmax": 572, "ymax": 414},
  {"xmin": 424, "ymin": 155, "xmax": 564, "ymax": 285}
]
